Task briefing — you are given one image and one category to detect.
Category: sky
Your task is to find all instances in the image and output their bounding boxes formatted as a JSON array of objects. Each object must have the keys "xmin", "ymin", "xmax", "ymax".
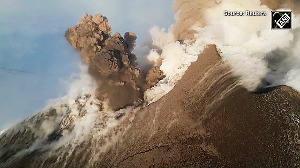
[{"xmin": 0, "ymin": 0, "xmax": 175, "ymax": 130}]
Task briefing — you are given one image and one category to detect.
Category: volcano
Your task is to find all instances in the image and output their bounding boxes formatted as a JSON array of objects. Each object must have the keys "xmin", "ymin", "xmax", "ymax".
[
  {"xmin": 1, "ymin": 0, "xmax": 300, "ymax": 167},
  {"xmin": 0, "ymin": 44, "xmax": 299, "ymax": 167}
]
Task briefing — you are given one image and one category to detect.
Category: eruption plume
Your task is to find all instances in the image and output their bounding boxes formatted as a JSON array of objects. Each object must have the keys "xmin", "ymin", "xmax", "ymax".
[{"xmin": 65, "ymin": 14, "xmax": 162, "ymax": 110}]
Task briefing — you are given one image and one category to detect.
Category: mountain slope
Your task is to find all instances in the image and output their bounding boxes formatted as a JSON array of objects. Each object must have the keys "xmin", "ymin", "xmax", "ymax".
[{"xmin": 0, "ymin": 45, "xmax": 299, "ymax": 168}]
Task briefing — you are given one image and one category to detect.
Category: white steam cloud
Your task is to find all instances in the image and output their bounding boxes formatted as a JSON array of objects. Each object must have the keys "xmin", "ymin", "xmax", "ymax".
[
  {"xmin": 144, "ymin": 0, "xmax": 300, "ymax": 101},
  {"xmin": 144, "ymin": 27, "xmax": 203, "ymax": 103},
  {"xmin": 195, "ymin": 0, "xmax": 300, "ymax": 91}
]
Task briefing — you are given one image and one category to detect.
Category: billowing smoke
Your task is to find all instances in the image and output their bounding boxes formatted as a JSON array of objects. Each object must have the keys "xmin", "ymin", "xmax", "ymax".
[
  {"xmin": 65, "ymin": 1, "xmax": 300, "ymax": 109},
  {"xmin": 1, "ymin": 1, "xmax": 300, "ymax": 166},
  {"xmin": 65, "ymin": 14, "xmax": 163, "ymax": 110},
  {"xmin": 145, "ymin": 0, "xmax": 300, "ymax": 95},
  {"xmin": 38, "ymin": 0, "xmax": 300, "ymax": 152}
]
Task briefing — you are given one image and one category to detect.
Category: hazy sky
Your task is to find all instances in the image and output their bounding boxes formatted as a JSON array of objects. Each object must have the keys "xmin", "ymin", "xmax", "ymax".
[{"xmin": 0, "ymin": 0, "xmax": 174, "ymax": 130}]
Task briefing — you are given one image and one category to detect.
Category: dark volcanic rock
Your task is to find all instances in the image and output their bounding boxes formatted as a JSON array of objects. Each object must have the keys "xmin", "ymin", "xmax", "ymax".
[
  {"xmin": 101, "ymin": 45, "xmax": 300, "ymax": 167},
  {"xmin": 109, "ymin": 47, "xmax": 300, "ymax": 167}
]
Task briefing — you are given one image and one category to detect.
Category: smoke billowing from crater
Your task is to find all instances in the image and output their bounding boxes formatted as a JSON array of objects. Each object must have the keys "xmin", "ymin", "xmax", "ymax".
[
  {"xmin": 65, "ymin": 0, "xmax": 300, "ymax": 110},
  {"xmin": 169, "ymin": 0, "xmax": 300, "ymax": 92},
  {"xmin": 65, "ymin": 14, "xmax": 163, "ymax": 110},
  {"xmin": 1, "ymin": 0, "xmax": 300, "ymax": 167}
]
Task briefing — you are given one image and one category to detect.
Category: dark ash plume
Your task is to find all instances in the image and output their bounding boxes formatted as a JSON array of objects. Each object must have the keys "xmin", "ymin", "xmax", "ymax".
[
  {"xmin": 65, "ymin": 13, "xmax": 143, "ymax": 110},
  {"xmin": 65, "ymin": 13, "xmax": 162, "ymax": 110}
]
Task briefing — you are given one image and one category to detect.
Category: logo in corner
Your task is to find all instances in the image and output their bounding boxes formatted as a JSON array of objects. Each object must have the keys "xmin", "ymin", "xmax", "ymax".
[{"xmin": 271, "ymin": 11, "xmax": 292, "ymax": 29}]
